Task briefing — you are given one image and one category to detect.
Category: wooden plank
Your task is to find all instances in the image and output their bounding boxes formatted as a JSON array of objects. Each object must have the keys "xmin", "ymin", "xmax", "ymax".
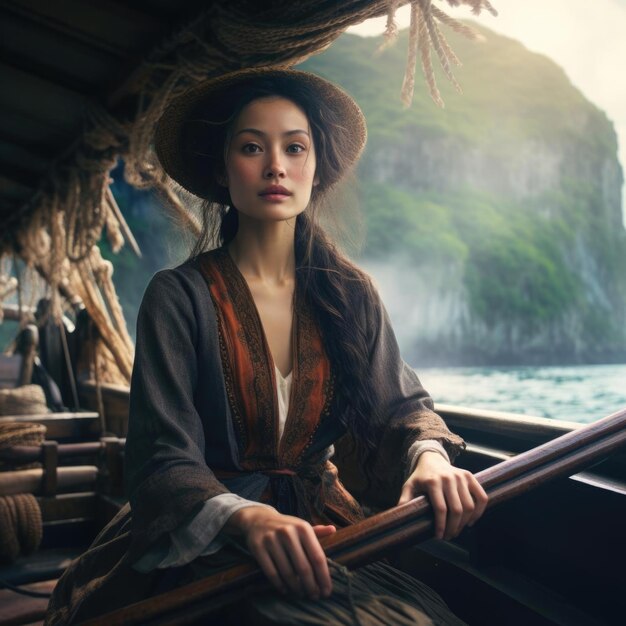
[
  {"xmin": 0, "ymin": 61, "xmax": 85, "ymax": 133},
  {"xmin": 2, "ymin": 0, "xmax": 164, "ymax": 55},
  {"xmin": 0, "ymin": 546, "xmax": 83, "ymax": 586},
  {"xmin": 0, "ymin": 579, "xmax": 57, "ymax": 626},
  {"xmin": 41, "ymin": 440, "xmax": 58, "ymax": 496},
  {"xmin": 393, "ymin": 541, "xmax": 604, "ymax": 626},
  {"xmin": 0, "ymin": 104, "xmax": 67, "ymax": 154},
  {"xmin": 0, "ymin": 156, "xmax": 42, "ymax": 190},
  {"xmin": 436, "ymin": 403, "xmax": 579, "ymax": 453},
  {"xmin": 101, "ymin": 437, "xmax": 124, "ymax": 496},
  {"xmin": 78, "ymin": 383, "xmax": 128, "ymax": 436},
  {"xmin": 38, "ymin": 492, "xmax": 97, "ymax": 522},
  {"xmin": 41, "ymin": 520, "xmax": 97, "ymax": 557},
  {"xmin": 437, "ymin": 402, "xmax": 579, "ymax": 439}
]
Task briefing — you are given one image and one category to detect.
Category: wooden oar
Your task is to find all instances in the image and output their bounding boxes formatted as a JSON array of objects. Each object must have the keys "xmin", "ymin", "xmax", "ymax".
[{"xmin": 82, "ymin": 408, "xmax": 626, "ymax": 626}]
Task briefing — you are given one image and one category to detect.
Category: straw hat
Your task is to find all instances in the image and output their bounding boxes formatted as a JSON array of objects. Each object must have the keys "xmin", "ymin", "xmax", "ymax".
[{"xmin": 154, "ymin": 67, "xmax": 367, "ymax": 200}]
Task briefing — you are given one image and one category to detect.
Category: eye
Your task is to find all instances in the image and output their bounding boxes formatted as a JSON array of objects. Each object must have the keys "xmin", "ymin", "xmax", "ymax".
[
  {"xmin": 287, "ymin": 143, "xmax": 306, "ymax": 154},
  {"xmin": 242, "ymin": 143, "xmax": 262, "ymax": 154}
]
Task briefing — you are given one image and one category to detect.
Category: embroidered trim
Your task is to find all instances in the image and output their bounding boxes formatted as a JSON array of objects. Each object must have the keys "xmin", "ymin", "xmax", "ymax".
[
  {"xmin": 199, "ymin": 248, "xmax": 334, "ymax": 474},
  {"xmin": 279, "ymin": 300, "xmax": 334, "ymax": 467},
  {"xmin": 198, "ymin": 252, "xmax": 248, "ymax": 456}
]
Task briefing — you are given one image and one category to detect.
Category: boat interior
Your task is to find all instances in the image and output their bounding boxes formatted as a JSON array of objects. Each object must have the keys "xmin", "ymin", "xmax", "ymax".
[
  {"xmin": 0, "ymin": 1, "xmax": 624, "ymax": 624},
  {"xmin": 0, "ymin": 298, "xmax": 624, "ymax": 625}
]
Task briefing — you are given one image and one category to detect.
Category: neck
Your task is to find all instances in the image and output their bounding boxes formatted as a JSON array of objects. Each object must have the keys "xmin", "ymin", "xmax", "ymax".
[{"xmin": 227, "ymin": 213, "xmax": 297, "ymax": 284}]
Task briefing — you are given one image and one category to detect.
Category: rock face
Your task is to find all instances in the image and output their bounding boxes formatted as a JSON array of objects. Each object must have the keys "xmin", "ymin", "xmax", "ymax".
[
  {"xmin": 366, "ymin": 135, "xmax": 622, "ymax": 223},
  {"xmin": 300, "ymin": 26, "xmax": 626, "ymax": 365}
]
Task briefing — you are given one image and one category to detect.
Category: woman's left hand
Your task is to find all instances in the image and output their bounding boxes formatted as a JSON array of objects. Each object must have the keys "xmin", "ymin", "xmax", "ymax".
[{"xmin": 397, "ymin": 451, "xmax": 488, "ymax": 541}]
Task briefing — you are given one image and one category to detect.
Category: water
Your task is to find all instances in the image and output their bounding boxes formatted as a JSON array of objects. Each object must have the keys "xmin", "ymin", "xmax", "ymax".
[{"xmin": 416, "ymin": 364, "xmax": 626, "ymax": 424}]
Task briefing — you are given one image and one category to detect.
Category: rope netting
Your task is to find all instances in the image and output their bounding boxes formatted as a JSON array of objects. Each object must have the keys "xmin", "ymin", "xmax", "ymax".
[{"xmin": 0, "ymin": 0, "xmax": 497, "ymax": 386}]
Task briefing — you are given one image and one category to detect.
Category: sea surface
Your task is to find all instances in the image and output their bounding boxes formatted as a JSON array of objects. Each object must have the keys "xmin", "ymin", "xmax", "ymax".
[{"xmin": 416, "ymin": 364, "xmax": 626, "ymax": 424}]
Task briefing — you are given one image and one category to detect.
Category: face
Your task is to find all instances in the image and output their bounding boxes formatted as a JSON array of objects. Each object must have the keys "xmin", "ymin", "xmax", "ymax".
[{"xmin": 223, "ymin": 96, "xmax": 317, "ymax": 223}]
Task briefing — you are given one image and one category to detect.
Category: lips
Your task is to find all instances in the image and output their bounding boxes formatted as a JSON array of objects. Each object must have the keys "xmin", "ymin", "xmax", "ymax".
[{"xmin": 259, "ymin": 185, "xmax": 292, "ymax": 197}]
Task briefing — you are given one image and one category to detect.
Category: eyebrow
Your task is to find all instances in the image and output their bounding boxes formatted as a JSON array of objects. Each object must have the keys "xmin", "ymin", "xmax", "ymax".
[{"xmin": 234, "ymin": 128, "xmax": 310, "ymax": 138}]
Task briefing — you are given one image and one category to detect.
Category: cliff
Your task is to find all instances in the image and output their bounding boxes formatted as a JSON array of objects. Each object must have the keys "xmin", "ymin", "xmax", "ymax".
[{"xmin": 299, "ymin": 25, "xmax": 626, "ymax": 365}]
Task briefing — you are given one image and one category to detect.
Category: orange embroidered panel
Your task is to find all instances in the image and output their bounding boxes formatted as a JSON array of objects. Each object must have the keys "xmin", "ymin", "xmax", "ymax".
[{"xmin": 199, "ymin": 248, "xmax": 334, "ymax": 471}]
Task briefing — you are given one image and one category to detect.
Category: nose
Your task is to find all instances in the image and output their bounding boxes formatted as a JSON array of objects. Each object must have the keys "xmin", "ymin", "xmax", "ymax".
[{"xmin": 263, "ymin": 149, "xmax": 286, "ymax": 179}]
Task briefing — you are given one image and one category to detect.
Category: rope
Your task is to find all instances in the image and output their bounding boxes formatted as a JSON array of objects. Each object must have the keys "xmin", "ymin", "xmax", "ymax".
[
  {"xmin": 0, "ymin": 422, "xmax": 46, "ymax": 447},
  {"xmin": 0, "ymin": 494, "xmax": 43, "ymax": 563},
  {"xmin": 377, "ymin": 0, "xmax": 400, "ymax": 53},
  {"xmin": 89, "ymin": 319, "xmax": 107, "ymax": 434},
  {"xmin": 334, "ymin": 561, "xmax": 365, "ymax": 626},
  {"xmin": 105, "ymin": 203, "xmax": 124, "ymax": 254},
  {"xmin": 0, "ymin": 388, "xmax": 49, "ymax": 419},
  {"xmin": 0, "ymin": 422, "xmax": 46, "ymax": 471},
  {"xmin": 68, "ymin": 247, "xmax": 133, "ymax": 383}
]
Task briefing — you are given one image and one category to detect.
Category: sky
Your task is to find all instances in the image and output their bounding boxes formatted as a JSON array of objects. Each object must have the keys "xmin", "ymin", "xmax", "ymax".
[{"xmin": 347, "ymin": 0, "xmax": 626, "ymax": 225}]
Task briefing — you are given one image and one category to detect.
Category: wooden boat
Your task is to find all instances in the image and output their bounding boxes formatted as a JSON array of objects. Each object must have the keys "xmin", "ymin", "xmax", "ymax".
[{"xmin": 0, "ymin": 1, "xmax": 624, "ymax": 624}]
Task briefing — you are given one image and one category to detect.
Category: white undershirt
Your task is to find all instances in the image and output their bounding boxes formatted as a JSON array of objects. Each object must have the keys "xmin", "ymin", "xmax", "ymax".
[{"xmin": 275, "ymin": 364, "xmax": 293, "ymax": 440}]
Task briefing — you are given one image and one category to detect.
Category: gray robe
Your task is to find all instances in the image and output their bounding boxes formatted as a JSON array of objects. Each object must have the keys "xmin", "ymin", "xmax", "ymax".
[{"xmin": 45, "ymin": 253, "xmax": 465, "ymax": 625}]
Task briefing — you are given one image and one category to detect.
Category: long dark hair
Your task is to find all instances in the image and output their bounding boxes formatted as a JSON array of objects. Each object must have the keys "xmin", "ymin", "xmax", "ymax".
[{"xmin": 189, "ymin": 76, "xmax": 379, "ymax": 447}]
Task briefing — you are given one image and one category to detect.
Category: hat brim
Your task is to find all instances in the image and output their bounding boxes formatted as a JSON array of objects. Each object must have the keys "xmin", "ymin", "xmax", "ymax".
[{"xmin": 154, "ymin": 68, "xmax": 367, "ymax": 200}]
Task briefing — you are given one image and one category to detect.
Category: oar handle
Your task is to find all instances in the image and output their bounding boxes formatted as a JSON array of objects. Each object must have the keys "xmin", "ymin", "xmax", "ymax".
[{"xmin": 82, "ymin": 409, "xmax": 626, "ymax": 626}]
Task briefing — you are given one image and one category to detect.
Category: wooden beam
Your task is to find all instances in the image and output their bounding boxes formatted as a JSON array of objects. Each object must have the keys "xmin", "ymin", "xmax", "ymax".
[
  {"xmin": 0, "ymin": 49, "xmax": 97, "ymax": 97},
  {"xmin": 0, "ymin": 159, "xmax": 40, "ymax": 191},
  {"xmin": 0, "ymin": 465, "xmax": 97, "ymax": 496},
  {"xmin": 0, "ymin": 0, "xmax": 152, "ymax": 57},
  {"xmin": 0, "ymin": 440, "xmax": 110, "ymax": 465},
  {"xmin": 0, "ymin": 60, "xmax": 86, "ymax": 130},
  {"xmin": 41, "ymin": 440, "xmax": 58, "ymax": 496}
]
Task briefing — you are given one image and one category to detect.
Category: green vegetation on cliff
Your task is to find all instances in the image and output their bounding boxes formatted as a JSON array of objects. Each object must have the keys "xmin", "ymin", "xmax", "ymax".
[
  {"xmin": 302, "ymin": 24, "xmax": 616, "ymax": 151},
  {"xmin": 299, "ymin": 25, "xmax": 626, "ymax": 361}
]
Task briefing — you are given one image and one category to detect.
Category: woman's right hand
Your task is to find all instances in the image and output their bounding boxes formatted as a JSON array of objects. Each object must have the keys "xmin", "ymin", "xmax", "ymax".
[{"xmin": 225, "ymin": 506, "xmax": 335, "ymax": 600}]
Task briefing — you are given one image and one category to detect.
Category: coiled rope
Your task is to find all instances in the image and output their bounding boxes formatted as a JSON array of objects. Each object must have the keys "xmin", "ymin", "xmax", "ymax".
[
  {"xmin": 0, "ymin": 494, "xmax": 43, "ymax": 563},
  {"xmin": 0, "ymin": 423, "xmax": 45, "ymax": 563}
]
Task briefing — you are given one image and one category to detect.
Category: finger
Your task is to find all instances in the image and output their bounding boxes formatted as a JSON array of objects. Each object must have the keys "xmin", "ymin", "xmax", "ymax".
[
  {"xmin": 301, "ymin": 526, "xmax": 333, "ymax": 598},
  {"xmin": 441, "ymin": 478, "xmax": 464, "ymax": 540},
  {"xmin": 468, "ymin": 478, "xmax": 489, "ymax": 526},
  {"xmin": 265, "ymin": 536, "xmax": 301, "ymax": 595},
  {"xmin": 455, "ymin": 477, "xmax": 476, "ymax": 535},
  {"xmin": 426, "ymin": 482, "xmax": 447, "ymax": 539},
  {"xmin": 250, "ymin": 540, "xmax": 287, "ymax": 595},
  {"xmin": 398, "ymin": 480, "xmax": 416, "ymax": 506},
  {"xmin": 278, "ymin": 527, "xmax": 320, "ymax": 599},
  {"xmin": 312, "ymin": 524, "xmax": 336, "ymax": 538}
]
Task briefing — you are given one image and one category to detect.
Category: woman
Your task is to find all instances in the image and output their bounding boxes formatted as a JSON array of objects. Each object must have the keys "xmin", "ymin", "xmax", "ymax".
[{"xmin": 46, "ymin": 68, "xmax": 487, "ymax": 625}]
